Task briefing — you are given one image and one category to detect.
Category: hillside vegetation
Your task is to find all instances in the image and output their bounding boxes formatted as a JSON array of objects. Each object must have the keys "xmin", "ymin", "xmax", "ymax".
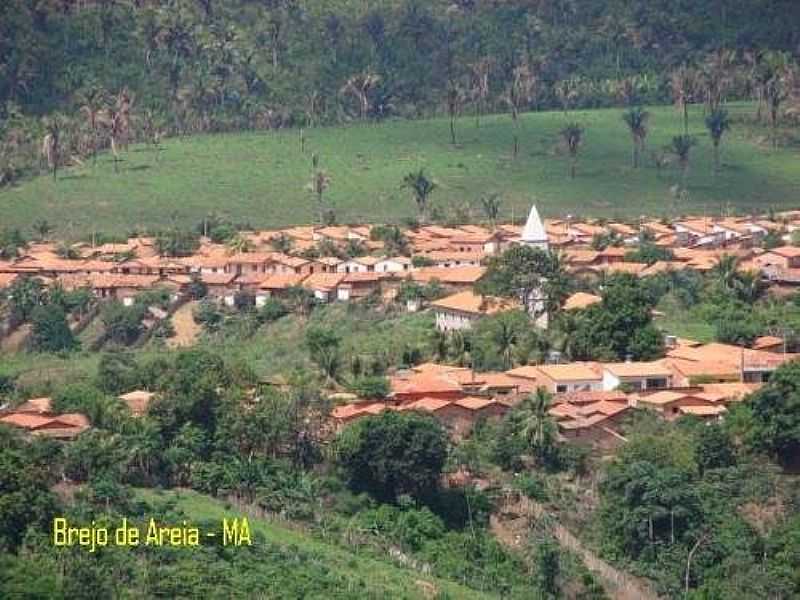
[{"xmin": 2, "ymin": 102, "xmax": 798, "ymax": 238}]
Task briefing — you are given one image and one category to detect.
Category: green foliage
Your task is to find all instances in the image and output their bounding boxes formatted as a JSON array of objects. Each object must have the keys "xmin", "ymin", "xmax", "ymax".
[
  {"xmin": 305, "ymin": 325, "xmax": 342, "ymax": 381},
  {"xmin": 625, "ymin": 243, "xmax": 674, "ymax": 265},
  {"xmin": 101, "ymin": 301, "xmax": 145, "ymax": 346},
  {"xmin": 747, "ymin": 361, "xmax": 800, "ymax": 464},
  {"xmin": 6, "ymin": 276, "xmax": 46, "ymax": 322},
  {"xmin": 346, "ymin": 375, "xmax": 390, "ymax": 399},
  {"xmin": 29, "ymin": 304, "xmax": 78, "ymax": 353},
  {"xmin": 479, "ymin": 245, "xmax": 569, "ymax": 319},
  {"xmin": 0, "ymin": 442, "xmax": 59, "ymax": 550},
  {"xmin": 562, "ymin": 273, "xmax": 664, "ymax": 361},
  {"xmin": 336, "ymin": 411, "xmax": 448, "ymax": 503}
]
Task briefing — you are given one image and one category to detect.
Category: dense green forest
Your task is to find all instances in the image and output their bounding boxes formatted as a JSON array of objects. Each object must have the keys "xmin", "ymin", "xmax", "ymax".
[{"xmin": 1, "ymin": 0, "xmax": 799, "ymax": 187}]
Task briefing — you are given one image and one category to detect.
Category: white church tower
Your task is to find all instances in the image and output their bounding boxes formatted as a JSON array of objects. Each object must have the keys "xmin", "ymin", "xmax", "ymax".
[
  {"xmin": 519, "ymin": 204, "xmax": 549, "ymax": 328},
  {"xmin": 520, "ymin": 204, "xmax": 549, "ymax": 251}
]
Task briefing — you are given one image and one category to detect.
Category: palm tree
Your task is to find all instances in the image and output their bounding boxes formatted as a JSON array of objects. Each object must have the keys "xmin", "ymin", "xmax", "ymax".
[
  {"xmin": 340, "ymin": 72, "xmax": 380, "ymax": 120},
  {"xmin": 670, "ymin": 66, "xmax": 696, "ymax": 135},
  {"xmin": 504, "ymin": 64, "xmax": 536, "ymax": 158},
  {"xmin": 307, "ymin": 170, "xmax": 331, "ymax": 224},
  {"xmin": 227, "ymin": 233, "xmax": 253, "ymax": 254},
  {"xmin": 517, "ymin": 387, "xmax": 557, "ymax": 464},
  {"xmin": 559, "ymin": 123, "xmax": 584, "ymax": 179},
  {"xmin": 79, "ymin": 85, "xmax": 107, "ymax": 165},
  {"xmin": 712, "ymin": 254, "xmax": 739, "ymax": 292},
  {"xmin": 491, "ymin": 316, "xmax": 519, "ymax": 370},
  {"xmin": 402, "ymin": 169, "xmax": 437, "ymax": 222},
  {"xmin": 622, "ymin": 107, "xmax": 650, "ymax": 168},
  {"xmin": 445, "ymin": 78, "xmax": 467, "ymax": 145},
  {"xmin": 468, "ymin": 58, "xmax": 491, "ymax": 128},
  {"xmin": 41, "ymin": 117, "xmax": 62, "ymax": 180},
  {"xmin": 705, "ymin": 109, "xmax": 731, "ymax": 175},
  {"xmin": 32, "ymin": 219, "xmax": 53, "ymax": 241},
  {"xmin": 480, "ymin": 193, "xmax": 502, "ymax": 230},
  {"xmin": 669, "ymin": 135, "xmax": 697, "ymax": 182}
]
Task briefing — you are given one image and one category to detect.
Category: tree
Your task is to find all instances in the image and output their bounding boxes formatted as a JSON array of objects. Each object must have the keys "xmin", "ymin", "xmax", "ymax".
[
  {"xmin": 30, "ymin": 304, "xmax": 78, "ymax": 353},
  {"xmin": 696, "ymin": 423, "xmax": 735, "ymax": 473},
  {"xmin": 535, "ymin": 540, "xmax": 561, "ymax": 597},
  {"xmin": 445, "ymin": 77, "xmax": 467, "ymax": 145},
  {"xmin": 335, "ymin": 411, "xmax": 448, "ymax": 503},
  {"xmin": 478, "ymin": 245, "xmax": 569, "ymax": 321},
  {"xmin": 7, "ymin": 276, "xmax": 46, "ymax": 322},
  {"xmin": 517, "ymin": 388, "xmax": 559, "ymax": 467},
  {"xmin": 747, "ymin": 361, "xmax": 800, "ymax": 465},
  {"xmin": 468, "ymin": 58, "xmax": 491, "ymax": 128},
  {"xmin": 559, "ymin": 122, "xmax": 583, "ymax": 178},
  {"xmin": 563, "ymin": 273, "xmax": 663, "ymax": 361},
  {"xmin": 504, "ymin": 63, "xmax": 536, "ymax": 158},
  {"xmin": 480, "ymin": 193, "xmax": 502, "ymax": 230},
  {"xmin": 31, "ymin": 219, "xmax": 52, "ymax": 241},
  {"xmin": 622, "ymin": 107, "xmax": 649, "ymax": 168},
  {"xmin": 79, "ymin": 84, "xmax": 107, "ymax": 165},
  {"xmin": 670, "ymin": 66, "xmax": 696, "ymax": 134},
  {"xmin": 307, "ymin": 170, "xmax": 331, "ymax": 225},
  {"xmin": 305, "ymin": 325, "xmax": 341, "ymax": 383},
  {"xmin": 226, "ymin": 233, "xmax": 253, "ymax": 254},
  {"xmin": 41, "ymin": 116, "xmax": 63, "ymax": 180},
  {"xmin": 340, "ymin": 72, "xmax": 380, "ymax": 121},
  {"xmin": 402, "ymin": 169, "xmax": 437, "ymax": 222},
  {"xmin": 705, "ymin": 108, "xmax": 731, "ymax": 174},
  {"xmin": 669, "ymin": 135, "xmax": 697, "ymax": 182}
]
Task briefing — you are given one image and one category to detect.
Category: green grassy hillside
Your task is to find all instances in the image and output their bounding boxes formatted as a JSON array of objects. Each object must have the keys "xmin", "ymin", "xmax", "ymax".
[
  {"xmin": 136, "ymin": 488, "xmax": 494, "ymax": 600},
  {"xmin": 1, "ymin": 103, "xmax": 798, "ymax": 238}
]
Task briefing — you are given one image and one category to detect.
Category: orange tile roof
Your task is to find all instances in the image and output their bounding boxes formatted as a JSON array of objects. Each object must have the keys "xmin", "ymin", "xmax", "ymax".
[
  {"xmin": 505, "ymin": 366, "xmax": 541, "ymax": 380},
  {"xmin": 259, "ymin": 273, "xmax": 307, "ymax": 290},
  {"xmin": 302, "ymin": 272, "xmax": 346, "ymax": 291},
  {"xmin": 677, "ymin": 405, "xmax": 727, "ymax": 416},
  {"xmin": 0, "ymin": 413, "xmax": 55, "ymax": 430},
  {"xmin": 402, "ymin": 397, "xmax": 454, "ymax": 412},
  {"xmin": 391, "ymin": 372, "xmax": 463, "ymax": 396},
  {"xmin": 14, "ymin": 397, "xmax": 53, "ymax": 415},
  {"xmin": 535, "ymin": 363, "xmax": 602, "ymax": 382},
  {"xmin": 752, "ymin": 336, "xmax": 784, "ymax": 350},
  {"xmin": 431, "ymin": 291, "xmax": 520, "ymax": 316},
  {"xmin": 555, "ymin": 390, "xmax": 627, "ymax": 404},
  {"xmin": 410, "ymin": 266, "xmax": 486, "ymax": 285},
  {"xmin": 563, "ymin": 292, "xmax": 601, "ymax": 311},
  {"xmin": 119, "ymin": 390, "xmax": 156, "ymax": 417},
  {"xmin": 454, "ymin": 397, "xmax": 497, "ymax": 411},
  {"xmin": 603, "ymin": 361, "xmax": 673, "ymax": 378}
]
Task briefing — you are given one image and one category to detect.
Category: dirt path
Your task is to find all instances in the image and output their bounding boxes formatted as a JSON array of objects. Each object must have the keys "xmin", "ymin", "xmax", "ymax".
[
  {"xmin": 1, "ymin": 324, "xmax": 31, "ymax": 353},
  {"xmin": 491, "ymin": 493, "xmax": 661, "ymax": 600},
  {"xmin": 167, "ymin": 301, "xmax": 201, "ymax": 348}
]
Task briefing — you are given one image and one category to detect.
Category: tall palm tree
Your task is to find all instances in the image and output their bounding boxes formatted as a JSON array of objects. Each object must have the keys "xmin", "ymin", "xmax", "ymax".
[
  {"xmin": 559, "ymin": 122, "xmax": 584, "ymax": 179},
  {"xmin": 518, "ymin": 387, "xmax": 557, "ymax": 464},
  {"xmin": 79, "ymin": 85, "xmax": 107, "ymax": 165},
  {"xmin": 340, "ymin": 72, "xmax": 380, "ymax": 121},
  {"xmin": 445, "ymin": 78, "xmax": 467, "ymax": 145},
  {"xmin": 468, "ymin": 58, "xmax": 491, "ymax": 128},
  {"xmin": 670, "ymin": 66, "xmax": 696, "ymax": 135},
  {"xmin": 669, "ymin": 135, "xmax": 697, "ymax": 182},
  {"xmin": 227, "ymin": 233, "xmax": 253, "ymax": 254},
  {"xmin": 504, "ymin": 63, "xmax": 536, "ymax": 158},
  {"xmin": 402, "ymin": 169, "xmax": 437, "ymax": 222},
  {"xmin": 307, "ymin": 170, "xmax": 332, "ymax": 224},
  {"xmin": 622, "ymin": 107, "xmax": 650, "ymax": 168},
  {"xmin": 41, "ymin": 117, "xmax": 63, "ymax": 180},
  {"xmin": 480, "ymin": 193, "xmax": 502, "ymax": 230},
  {"xmin": 712, "ymin": 254, "xmax": 739, "ymax": 292},
  {"xmin": 705, "ymin": 109, "xmax": 731, "ymax": 175},
  {"xmin": 32, "ymin": 219, "xmax": 53, "ymax": 241},
  {"xmin": 491, "ymin": 316, "xmax": 519, "ymax": 370}
]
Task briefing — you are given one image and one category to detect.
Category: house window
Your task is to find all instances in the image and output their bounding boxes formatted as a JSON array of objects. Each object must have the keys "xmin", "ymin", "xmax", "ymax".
[
  {"xmin": 646, "ymin": 378, "xmax": 667, "ymax": 389},
  {"xmin": 556, "ymin": 385, "xmax": 568, "ymax": 393}
]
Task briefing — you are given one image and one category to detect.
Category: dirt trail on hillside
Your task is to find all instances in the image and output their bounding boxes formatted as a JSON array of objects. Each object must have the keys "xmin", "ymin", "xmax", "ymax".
[
  {"xmin": 491, "ymin": 494, "xmax": 661, "ymax": 600},
  {"xmin": 168, "ymin": 301, "xmax": 201, "ymax": 348},
  {"xmin": 1, "ymin": 324, "xmax": 31, "ymax": 353}
]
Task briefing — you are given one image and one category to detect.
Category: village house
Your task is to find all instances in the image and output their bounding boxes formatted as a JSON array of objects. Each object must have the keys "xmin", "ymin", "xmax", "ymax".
[
  {"xmin": 255, "ymin": 273, "xmax": 307, "ymax": 305},
  {"xmin": 533, "ymin": 363, "xmax": 604, "ymax": 394},
  {"xmin": 601, "ymin": 361, "xmax": 673, "ymax": 391},
  {"xmin": 430, "ymin": 290, "xmax": 520, "ymax": 332},
  {"xmin": 634, "ymin": 389, "xmax": 726, "ymax": 421},
  {"xmin": 118, "ymin": 390, "xmax": 156, "ymax": 417}
]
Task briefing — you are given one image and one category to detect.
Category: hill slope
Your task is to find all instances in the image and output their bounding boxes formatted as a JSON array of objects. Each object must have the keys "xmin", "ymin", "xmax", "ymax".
[
  {"xmin": 136, "ymin": 488, "xmax": 496, "ymax": 599},
  {"xmin": 1, "ymin": 103, "xmax": 798, "ymax": 238}
]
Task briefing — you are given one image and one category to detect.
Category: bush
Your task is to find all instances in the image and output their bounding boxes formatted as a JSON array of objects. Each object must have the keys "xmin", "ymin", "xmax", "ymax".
[
  {"xmin": 259, "ymin": 298, "xmax": 288, "ymax": 323},
  {"xmin": 30, "ymin": 304, "xmax": 78, "ymax": 353}
]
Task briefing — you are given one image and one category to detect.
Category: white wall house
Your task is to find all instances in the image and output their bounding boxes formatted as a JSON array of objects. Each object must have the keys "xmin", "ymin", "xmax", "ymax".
[{"xmin": 601, "ymin": 362, "xmax": 673, "ymax": 392}]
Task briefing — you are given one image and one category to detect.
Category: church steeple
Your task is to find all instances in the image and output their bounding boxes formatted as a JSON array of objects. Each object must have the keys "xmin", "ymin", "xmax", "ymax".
[{"xmin": 520, "ymin": 204, "xmax": 548, "ymax": 250}]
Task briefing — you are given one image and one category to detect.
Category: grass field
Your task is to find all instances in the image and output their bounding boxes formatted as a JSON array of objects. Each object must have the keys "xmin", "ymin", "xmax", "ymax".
[
  {"xmin": 136, "ymin": 488, "xmax": 495, "ymax": 599},
  {"xmin": 1, "ymin": 103, "xmax": 798, "ymax": 239}
]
